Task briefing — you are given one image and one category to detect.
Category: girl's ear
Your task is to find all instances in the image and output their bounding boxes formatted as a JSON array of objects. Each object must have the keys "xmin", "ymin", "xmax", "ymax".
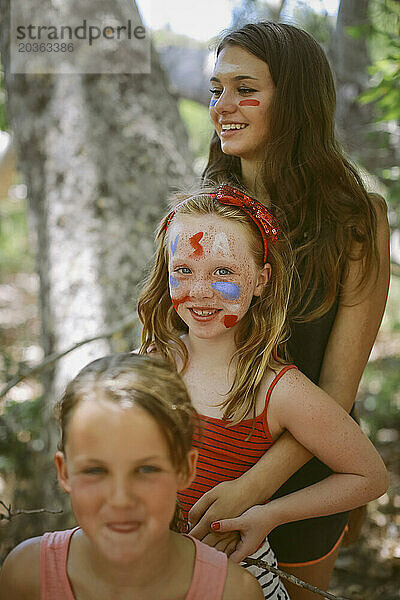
[
  {"xmin": 54, "ymin": 451, "xmax": 72, "ymax": 494},
  {"xmin": 178, "ymin": 448, "xmax": 198, "ymax": 490},
  {"xmin": 254, "ymin": 263, "xmax": 272, "ymax": 296}
]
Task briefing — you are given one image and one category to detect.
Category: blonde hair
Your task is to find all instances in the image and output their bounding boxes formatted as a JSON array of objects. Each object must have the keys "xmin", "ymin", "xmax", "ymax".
[{"xmin": 138, "ymin": 188, "xmax": 293, "ymax": 424}]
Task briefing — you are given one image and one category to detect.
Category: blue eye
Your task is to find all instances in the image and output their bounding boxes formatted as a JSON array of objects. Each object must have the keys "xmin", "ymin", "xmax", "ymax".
[{"xmin": 215, "ymin": 268, "xmax": 232, "ymax": 276}]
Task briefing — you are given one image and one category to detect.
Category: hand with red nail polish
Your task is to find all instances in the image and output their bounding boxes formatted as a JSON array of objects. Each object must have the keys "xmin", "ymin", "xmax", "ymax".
[{"xmin": 209, "ymin": 504, "xmax": 281, "ymax": 563}]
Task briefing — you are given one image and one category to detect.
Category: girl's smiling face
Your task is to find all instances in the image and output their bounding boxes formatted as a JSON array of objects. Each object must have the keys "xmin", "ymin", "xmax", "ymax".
[
  {"xmin": 55, "ymin": 399, "xmax": 196, "ymax": 566},
  {"xmin": 209, "ymin": 45, "xmax": 275, "ymax": 162},
  {"xmin": 168, "ymin": 213, "xmax": 270, "ymax": 339}
]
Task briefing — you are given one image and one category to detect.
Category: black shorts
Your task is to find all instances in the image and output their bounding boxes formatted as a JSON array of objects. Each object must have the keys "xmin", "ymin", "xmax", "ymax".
[{"xmin": 268, "ymin": 457, "xmax": 349, "ymax": 565}]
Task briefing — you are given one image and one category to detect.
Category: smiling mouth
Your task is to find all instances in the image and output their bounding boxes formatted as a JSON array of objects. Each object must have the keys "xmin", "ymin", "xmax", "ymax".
[
  {"xmin": 189, "ymin": 308, "xmax": 221, "ymax": 318},
  {"xmin": 221, "ymin": 123, "xmax": 248, "ymax": 131},
  {"xmin": 106, "ymin": 522, "xmax": 141, "ymax": 534}
]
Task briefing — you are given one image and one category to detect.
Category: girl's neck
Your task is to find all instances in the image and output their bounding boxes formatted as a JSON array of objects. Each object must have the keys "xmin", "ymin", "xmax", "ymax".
[
  {"xmin": 186, "ymin": 329, "xmax": 237, "ymax": 369},
  {"xmin": 81, "ymin": 529, "xmax": 181, "ymax": 592},
  {"xmin": 240, "ymin": 158, "xmax": 269, "ymax": 204}
]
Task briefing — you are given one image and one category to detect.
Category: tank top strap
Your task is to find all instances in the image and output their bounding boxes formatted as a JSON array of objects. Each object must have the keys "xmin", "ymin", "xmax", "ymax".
[
  {"xmin": 265, "ymin": 365, "xmax": 297, "ymax": 406},
  {"xmin": 185, "ymin": 536, "xmax": 228, "ymax": 600},
  {"xmin": 40, "ymin": 528, "xmax": 79, "ymax": 600}
]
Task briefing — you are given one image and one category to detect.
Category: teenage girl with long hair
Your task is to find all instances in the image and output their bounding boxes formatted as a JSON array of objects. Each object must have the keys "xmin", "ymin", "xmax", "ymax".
[
  {"xmin": 194, "ymin": 21, "xmax": 391, "ymax": 598},
  {"xmin": 137, "ymin": 186, "xmax": 387, "ymax": 599}
]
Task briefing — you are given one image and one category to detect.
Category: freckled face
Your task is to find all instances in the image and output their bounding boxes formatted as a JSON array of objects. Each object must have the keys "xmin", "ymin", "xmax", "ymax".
[
  {"xmin": 209, "ymin": 45, "xmax": 275, "ymax": 162},
  {"xmin": 167, "ymin": 214, "xmax": 270, "ymax": 339}
]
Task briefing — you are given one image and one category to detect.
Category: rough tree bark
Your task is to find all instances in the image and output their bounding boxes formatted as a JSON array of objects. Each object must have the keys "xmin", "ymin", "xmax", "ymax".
[{"xmin": 0, "ymin": 0, "xmax": 193, "ymax": 549}]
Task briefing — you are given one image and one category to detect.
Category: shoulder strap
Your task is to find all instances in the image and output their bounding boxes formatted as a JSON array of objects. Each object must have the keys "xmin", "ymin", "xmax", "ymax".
[
  {"xmin": 185, "ymin": 537, "xmax": 228, "ymax": 600},
  {"xmin": 40, "ymin": 528, "xmax": 79, "ymax": 600},
  {"xmin": 265, "ymin": 365, "xmax": 297, "ymax": 405}
]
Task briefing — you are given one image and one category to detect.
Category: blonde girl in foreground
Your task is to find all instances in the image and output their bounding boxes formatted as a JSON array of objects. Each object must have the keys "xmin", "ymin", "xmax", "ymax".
[
  {"xmin": 0, "ymin": 353, "xmax": 264, "ymax": 600},
  {"xmin": 138, "ymin": 185, "xmax": 388, "ymax": 599}
]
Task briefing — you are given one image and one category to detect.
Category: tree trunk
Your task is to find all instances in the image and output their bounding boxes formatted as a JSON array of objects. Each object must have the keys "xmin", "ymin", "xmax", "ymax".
[
  {"xmin": 0, "ymin": 0, "xmax": 193, "ymax": 550},
  {"xmin": 335, "ymin": 0, "xmax": 396, "ymax": 175}
]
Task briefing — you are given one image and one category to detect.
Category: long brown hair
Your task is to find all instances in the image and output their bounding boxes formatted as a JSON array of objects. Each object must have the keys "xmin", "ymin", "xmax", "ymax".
[
  {"xmin": 138, "ymin": 188, "xmax": 293, "ymax": 424},
  {"xmin": 203, "ymin": 21, "xmax": 382, "ymax": 321}
]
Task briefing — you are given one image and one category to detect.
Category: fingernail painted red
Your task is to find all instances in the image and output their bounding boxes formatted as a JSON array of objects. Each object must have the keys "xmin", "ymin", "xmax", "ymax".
[{"xmin": 211, "ymin": 522, "xmax": 220, "ymax": 531}]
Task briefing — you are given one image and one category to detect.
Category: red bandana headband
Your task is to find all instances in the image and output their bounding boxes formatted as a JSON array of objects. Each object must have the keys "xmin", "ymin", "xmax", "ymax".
[{"xmin": 165, "ymin": 184, "xmax": 279, "ymax": 263}]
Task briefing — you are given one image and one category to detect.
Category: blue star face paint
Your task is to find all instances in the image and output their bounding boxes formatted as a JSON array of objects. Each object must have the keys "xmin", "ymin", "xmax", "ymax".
[
  {"xmin": 211, "ymin": 281, "xmax": 241, "ymax": 300},
  {"xmin": 170, "ymin": 234, "xmax": 179, "ymax": 256},
  {"xmin": 169, "ymin": 275, "xmax": 179, "ymax": 289}
]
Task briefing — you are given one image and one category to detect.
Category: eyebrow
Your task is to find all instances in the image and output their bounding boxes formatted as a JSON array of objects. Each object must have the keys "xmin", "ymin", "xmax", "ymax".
[
  {"xmin": 210, "ymin": 75, "xmax": 259, "ymax": 83},
  {"xmin": 75, "ymin": 454, "xmax": 165, "ymax": 464}
]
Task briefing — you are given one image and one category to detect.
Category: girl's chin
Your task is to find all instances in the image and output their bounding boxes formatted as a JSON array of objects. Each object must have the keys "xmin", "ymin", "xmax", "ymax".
[{"xmin": 188, "ymin": 323, "xmax": 238, "ymax": 340}]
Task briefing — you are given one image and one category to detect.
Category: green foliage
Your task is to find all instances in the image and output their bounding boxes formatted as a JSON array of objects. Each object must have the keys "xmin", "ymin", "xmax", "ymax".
[
  {"xmin": 348, "ymin": 0, "xmax": 400, "ymax": 217},
  {"xmin": 359, "ymin": 357, "xmax": 400, "ymax": 443},
  {"xmin": 178, "ymin": 98, "xmax": 214, "ymax": 164},
  {"xmin": 0, "ymin": 395, "xmax": 47, "ymax": 478},
  {"xmin": 0, "ymin": 197, "xmax": 34, "ymax": 277},
  {"xmin": 350, "ymin": 0, "xmax": 400, "ymax": 123}
]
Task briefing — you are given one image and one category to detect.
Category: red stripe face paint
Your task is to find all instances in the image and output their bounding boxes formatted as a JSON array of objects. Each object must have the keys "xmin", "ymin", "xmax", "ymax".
[
  {"xmin": 238, "ymin": 99, "xmax": 260, "ymax": 106},
  {"xmin": 189, "ymin": 232, "xmax": 204, "ymax": 257},
  {"xmin": 223, "ymin": 315, "xmax": 238, "ymax": 328},
  {"xmin": 172, "ymin": 295, "xmax": 191, "ymax": 312}
]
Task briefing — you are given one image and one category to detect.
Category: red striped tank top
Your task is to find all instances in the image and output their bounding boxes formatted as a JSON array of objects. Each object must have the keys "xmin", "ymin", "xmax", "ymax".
[{"xmin": 178, "ymin": 365, "xmax": 296, "ymax": 522}]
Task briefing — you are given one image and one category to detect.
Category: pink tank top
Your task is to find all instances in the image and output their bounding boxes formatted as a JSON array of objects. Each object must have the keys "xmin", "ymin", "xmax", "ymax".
[{"xmin": 40, "ymin": 528, "xmax": 228, "ymax": 600}]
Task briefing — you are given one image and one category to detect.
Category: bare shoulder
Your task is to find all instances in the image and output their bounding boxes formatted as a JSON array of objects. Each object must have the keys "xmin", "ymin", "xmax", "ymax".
[
  {"xmin": 267, "ymin": 367, "xmax": 336, "ymax": 430},
  {"xmin": 270, "ymin": 365, "xmax": 316, "ymax": 400},
  {"xmin": 0, "ymin": 536, "xmax": 41, "ymax": 600},
  {"xmin": 223, "ymin": 560, "xmax": 264, "ymax": 600}
]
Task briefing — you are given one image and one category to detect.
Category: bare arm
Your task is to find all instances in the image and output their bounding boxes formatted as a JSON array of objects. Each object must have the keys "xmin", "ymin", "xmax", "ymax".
[
  {"xmin": 223, "ymin": 561, "xmax": 264, "ymax": 600},
  {"xmin": 213, "ymin": 368, "xmax": 388, "ymax": 561},
  {"xmin": 238, "ymin": 195, "xmax": 391, "ymax": 499},
  {"xmin": 189, "ymin": 196, "xmax": 390, "ymax": 539},
  {"xmin": 0, "ymin": 537, "xmax": 41, "ymax": 600}
]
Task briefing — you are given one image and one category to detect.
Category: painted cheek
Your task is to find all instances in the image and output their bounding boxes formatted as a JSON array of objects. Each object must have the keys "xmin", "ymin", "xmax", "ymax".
[
  {"xmin": 238, "ymin": 99, "xmax": 260, "ymax": 106},
  {"xmin": 211, "ymin": 282, "xmax": 241, "ymax": 300},
  {"xmin": 223, "ymin": 315, "xmax": 238, "ymax": 328},
  {"xmin": 189, "ymin": 232, "xmax": 204, "ymax": 258},
  {"xmin": 172, "ymin": 296, "xmax": 191, "ymax": 312},
  {"xmin": 209, "ymin": 97, "xmax": 218, "ymax": 107},
  {"xmin": 169, "ymin": 275, "xmax": 179, "ymax": 289}
]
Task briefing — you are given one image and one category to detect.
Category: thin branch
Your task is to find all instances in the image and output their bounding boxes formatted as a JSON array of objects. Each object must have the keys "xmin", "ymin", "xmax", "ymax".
[
  {"xmin": 0, "ymin": 500, "xmax": 63, "ymax": 521},
  {"xmin": 243, "ymin": 557, "xmax": 351, "ymax": 600},
  {"xmin": 0, "ymin": 314, "xmax": 138, "ymax": 399}
]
